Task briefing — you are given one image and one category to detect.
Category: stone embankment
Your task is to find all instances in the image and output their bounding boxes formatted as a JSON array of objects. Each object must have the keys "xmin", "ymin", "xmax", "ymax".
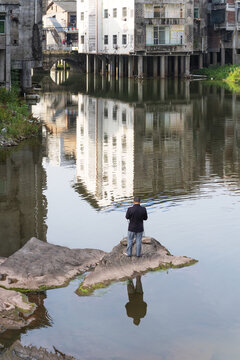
[{"xmin": 77, "ymin": 237, "xmax": 197, "ymax": 295}]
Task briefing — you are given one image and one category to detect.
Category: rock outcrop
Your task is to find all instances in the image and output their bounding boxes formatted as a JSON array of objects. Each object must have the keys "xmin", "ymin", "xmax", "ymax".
[
  {"xmin": 0, "ymin": 238, "xmax": 106, "ymax": 291},
  {"xmin": 77, "ymin": 237, "xmax": 197, "ymax": 295},
  {"xmin": 0, "ymin": 288, "xmax": 36, "ymax": 333}
]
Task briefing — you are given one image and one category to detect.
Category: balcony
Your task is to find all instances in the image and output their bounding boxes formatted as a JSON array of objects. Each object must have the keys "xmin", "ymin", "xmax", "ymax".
[{"xmin": 145, "ymin": 18, "xmax": 185, "ymax": 25}]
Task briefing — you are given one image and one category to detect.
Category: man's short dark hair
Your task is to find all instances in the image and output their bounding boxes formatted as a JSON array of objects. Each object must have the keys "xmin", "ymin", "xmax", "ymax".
[{"xmin": 134, "ymin": 196, "xmax": 141, "ymax": 203}]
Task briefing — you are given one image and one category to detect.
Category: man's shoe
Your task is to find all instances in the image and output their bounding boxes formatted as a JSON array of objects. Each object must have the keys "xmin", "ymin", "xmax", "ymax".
[{"xmin": 123, "ymin": 252, "xmax": 131, "ymax": 257}]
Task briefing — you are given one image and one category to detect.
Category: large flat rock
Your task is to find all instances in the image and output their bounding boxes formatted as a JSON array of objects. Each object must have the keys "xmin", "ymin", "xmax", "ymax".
[
  {"xmin": 77, "ymin": 237, "xmax": 197, "ymax": 295},
  {"xmin": 0, "ymin": 288, "xmax": 36, "ymax": 333},
  {"xmin": 0, "ymin": 238, "xmax": 106, "ymax": 291}
]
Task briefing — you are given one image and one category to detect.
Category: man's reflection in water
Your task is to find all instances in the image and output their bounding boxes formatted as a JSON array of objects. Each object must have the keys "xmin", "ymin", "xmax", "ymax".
[{"xmin": 125, "ymin": 275, "xmax": 147, "ymax": 326}]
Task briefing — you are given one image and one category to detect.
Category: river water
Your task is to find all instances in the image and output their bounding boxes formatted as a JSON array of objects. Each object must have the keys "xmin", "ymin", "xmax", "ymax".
[{"xmin": 1, "ymin": 74, "xmax": 240, "ymax": 359}]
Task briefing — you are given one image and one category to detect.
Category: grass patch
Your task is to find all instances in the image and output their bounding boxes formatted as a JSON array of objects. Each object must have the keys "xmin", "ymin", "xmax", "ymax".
[{"xmin": 0, "ymin": 87, "xmax": 40, "ymax": 144}]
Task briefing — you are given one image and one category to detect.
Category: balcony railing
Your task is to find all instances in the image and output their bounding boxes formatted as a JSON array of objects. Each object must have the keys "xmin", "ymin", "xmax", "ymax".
[{"xmin": 145, "ymin": 18, "xmax": 185, "ymax": 25}]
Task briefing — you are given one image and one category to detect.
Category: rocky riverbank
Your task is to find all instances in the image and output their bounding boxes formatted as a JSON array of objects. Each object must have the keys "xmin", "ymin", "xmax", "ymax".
[{"xmin": 0, "ymin": 88, "xmax": 40, "ymax": 148}]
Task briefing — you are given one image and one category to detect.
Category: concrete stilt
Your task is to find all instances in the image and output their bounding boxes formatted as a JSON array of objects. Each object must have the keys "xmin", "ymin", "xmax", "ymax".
[
  {"xmin": 180, "ymin": 56, "xmax": 185, "ymax": 76},
  {"xmin": 143, "ymin": 56, "xmax": 148, "ymax": 77},
  {"xmin": 86, "ymin": 54, "xmax": 92, "ymax": 74},
  {"xmin": 184, "ymin": 56, "xmax": 190, "ymax": 77},
  {"xmin": 160, "ymin": 80, "xmax": 165, "ymax": 101},
  {"xmin": 138, "ymin": 56, "xmax": 144, "ymax": 78},
  {"xmin": 165, "ymin": 56, "xmax": 168, "ymax": 77},
  {"xmin": 128, "ymin": 56, "xmax": 134, "ymax": 78},
  {"xmin": 213, "ymin": 52, "xmax": 217, "ymax": 65},
  {"xmin": 102, "ymin": 57, "xmax": 106, "ymax": 75},
  {"xmin": 174, "ymin": 56, "xmax": 178, "ymax": 77},
  {"xmin": 199, "ymin": 54, "xmax": 203, "ymax": 69},
  {"xmin": 206, "ymin": 52, "xmax": 211, "ymax": 66},
  {"xmin": 119, "ymin": 56, "xmax": 124, "ymax": 78},
  {"xmin": 153, "ymin": 57, "xmax": 158, "ymax": 77},
  {"xmin": 221, "ymin": 42, "xmax": 225, "ymax": 66},
  {"xmin": 160, "ymin": 56, "xmax": 165, "ymax": 78},
  {"xmin": 110, "ymin": 56, "xmax": 116, "ymax": 77},
  {"xmin": 138, "ymin": 82, "xmax": 143, "ymax": 101},
  {"xmin": 94, "ymin": 55, "xmax": 98, "ymax": 76}
]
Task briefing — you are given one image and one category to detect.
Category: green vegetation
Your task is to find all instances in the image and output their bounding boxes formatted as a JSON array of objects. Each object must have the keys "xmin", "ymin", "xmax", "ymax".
[
  {"xmin": 0, "ymin": 87, "xmax": 40, "ymax": 144},
  {"xmin": 196, "ymin": 65, "xmax": 240, "ymax": 93}
]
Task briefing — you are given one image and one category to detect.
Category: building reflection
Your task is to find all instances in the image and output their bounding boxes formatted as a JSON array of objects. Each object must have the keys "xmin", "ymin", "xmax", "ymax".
[
  {"xmin": 0, "ymin": 143, "xmax": 47, "ymax": 257},
  {"xmin": 125, "ymin": 276, "xmax": 147, "ymax": 326},
  {"xmin": 74, "ymin": 80, "xmax": 240, "ymax": 209},
  {"xmin": 32, "ymin": 92, "xmax": 78, "ymax": 166}
]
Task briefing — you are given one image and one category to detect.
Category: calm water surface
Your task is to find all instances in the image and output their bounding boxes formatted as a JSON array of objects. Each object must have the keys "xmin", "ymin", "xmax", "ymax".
[{"xmin": 1, "ymin": 75, "xmax": 240, "ymax": 359}]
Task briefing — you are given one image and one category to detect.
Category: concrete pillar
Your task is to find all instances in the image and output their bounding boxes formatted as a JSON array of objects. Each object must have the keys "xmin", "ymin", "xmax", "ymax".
[
  {"xmin": 110, "ymin": 55, "xmax": 116, "ymax": 77},
  {"xmin": 119, "ymin": 56, "xmax": 124, "ymax": 77},
  {"xmin": 165, "ymin": 56, "xmax": 168, "ymax": 77},
  {"xmin": 101, "ymin": 57, "xmax": 106, "ymax": 75},
  {"xmin": 138, "ymin": 82, "xmax": 143, "ymax": 102},
  {"xmin": 153, "ymin": 57, "xmax": 158, "ymax": 77},
  {"xmin": 128, "ymin": 56, "xmax": 134, "ymax": 78},
  {"xmin": 199, "ymin": 53, "xmax": 203, "ymax": 69},
  {"xmin": 21, "ymin": 61, "xmax": 32, "ymax": 90},
  {"xmin": 160, "ymin": 56, "xmax": 165, "ymax": 78},
  {"xmin": 94, "ymin": 55, "xmax": 98, "ymax": 75},
  {"xmin": 138, "ymin": 56, "xmax": 144, "ymax": 78},
  {"xmin": 206, "ymin": 52, "xmax": 211, "ymax": 66},
  {"xmin": 160, "ymin": 80, "xmax": 165, "ymax": 101},
  {"xmin": 128, "ymin": 79, "xmax": 134, "ymax": 96},
  {"xmin": 174, "ymin": 56, "xmax": 178, "ymax": 77},
  {"xmin": 119, "ymin": 77, "xmax": 123, "ymax": 93},
  {"xmin": 221, "ymin": 42, "xmax": 225, "ymax": 66},
  {"xmin": 185, "ymin": 55, "xmax": 190, "ymax": 77},
  {"xmin": 180, "ymin": 56, "xmax": 185, "ymax": 76},
  {"xmin": 213, "ymin": 52, "xmax": 217, "ymax": 65},
  {"xmin": 143, "ymin": 56, "xmax": 148, "ymax": 76},
  {"xmin": 86, "ymin": 54, "xmax": 92, "ymax": 74}
]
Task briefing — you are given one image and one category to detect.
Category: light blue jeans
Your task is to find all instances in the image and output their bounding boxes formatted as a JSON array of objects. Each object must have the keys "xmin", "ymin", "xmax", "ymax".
[{"xmin": 127, "ymin": 231, "xmax": 143, "ymax": 257}]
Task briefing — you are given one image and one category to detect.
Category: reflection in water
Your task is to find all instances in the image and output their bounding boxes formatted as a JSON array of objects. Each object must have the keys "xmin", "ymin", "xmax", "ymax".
[
  {"xmin": 50, "ymin": 69, "xmax": 70, "ymax": 85},
  {"xmin": 0, "ymin": 143, "xmax": 47, "ymax": 257},
  {"xmin": 125, "ymin": 276, "xmax": 147, "ymax": 326},
  {"xmin": 31, "ymin": 78, "xmax": 240, "ymax": 211},
  {"xmin": 33, "ymin": 93, "xmax": 78, "ymax": 166},
  {"xmin": 0, "ymin": 292, "xmax": 52, "ymax": 349}
]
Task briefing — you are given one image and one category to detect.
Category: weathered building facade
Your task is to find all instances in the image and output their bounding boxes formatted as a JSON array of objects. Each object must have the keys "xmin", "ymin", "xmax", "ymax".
[
  {"xmin": 0, "ymin": 0, "xmax": 42, "ymax": 89},
  {"xmin": 0, "ymin": 0, "xmax": 19, "ymax": 89},
  {"xmin": 77, "ymin": 0, "xmax": 200, "ymax": 77}
]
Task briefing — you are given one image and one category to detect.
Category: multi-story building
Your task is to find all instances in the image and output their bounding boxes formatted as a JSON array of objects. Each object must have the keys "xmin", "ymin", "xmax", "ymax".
[
  {"xmin": 77, "ymin": 0, "xmax": 198, "ymax": 77},
  {"xmin": 208, "ymin": 0, "xmax": 240, "ymax": 65},
  {"xmin": 0, "ymin": 0, "xmax": 19, "ymax": 89},
  {"xmin": 43, "ymin": 1, "xmax": 77, "ymax": 50},
  {"xmin": 0, "ymin": 0, "xmax": 42, "ymax": 89}
]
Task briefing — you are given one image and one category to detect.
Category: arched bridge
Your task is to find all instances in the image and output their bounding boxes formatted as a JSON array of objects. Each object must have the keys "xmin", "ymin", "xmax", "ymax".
[{"xmin": 42, "ymin": 50, "xmax": 85, "ymax": 71}]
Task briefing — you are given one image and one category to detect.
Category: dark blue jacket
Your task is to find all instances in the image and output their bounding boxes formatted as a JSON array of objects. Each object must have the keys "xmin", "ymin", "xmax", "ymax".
[{"xmin": 126, "ymin": 204, "xmax": 148, "ymax": 233}]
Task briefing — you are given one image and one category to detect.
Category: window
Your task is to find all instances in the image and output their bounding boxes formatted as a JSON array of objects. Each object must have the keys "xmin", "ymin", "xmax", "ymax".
[
  {"xmin": 122, "ymin": 7, "xmax": 127, "ymax": 17},
  {"xmin": 104, "ymin": 107, "xmax": 108, "ymax": 118},
  {"xmin": 113, "ymin": 35, "xmax": 117, "ymax": 45},
  {"xmin": 122, "ymin": 34, "xmax": 127, "ymax": 45},
  {"xmin": 113, "ymin": 8, "xmax": 117, "ymax": 18},
  {"xmin": 154, "ymin": 26, "xmax": 168, "ymax": 45},
  {"xmin": 104, "ymin": 35, "xmax": 108, "ymax": 45},
  {"xmin": 122, "ymin": 110, "xmax": 126, "ymax": 124},
  {"xmin": 0, "ymin": 15, "xmax": 5, "ymax": 34},
  {"xmin": 154, "ymin": 5, "xmax": 165, "ymax": 18},
  {"xmin": 194, "ymin": 8, "xmax": 199, "ymax": 18},
  {"xmin": 81, "ymin": 35, "xmax": 84, "ymax": 44},
  {"xmin": 104, "ymin": 9, "xmax": 108, "ymax": 18},
  {"xmin": 80, "ymin": 12, "xmax": 84, "ymax": 20}
]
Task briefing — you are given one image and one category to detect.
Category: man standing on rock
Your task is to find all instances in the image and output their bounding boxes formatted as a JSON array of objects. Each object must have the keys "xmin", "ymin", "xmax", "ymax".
[{"xmin": 125, "ymin": 197, "xmax": 148, "ymax": 257}]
